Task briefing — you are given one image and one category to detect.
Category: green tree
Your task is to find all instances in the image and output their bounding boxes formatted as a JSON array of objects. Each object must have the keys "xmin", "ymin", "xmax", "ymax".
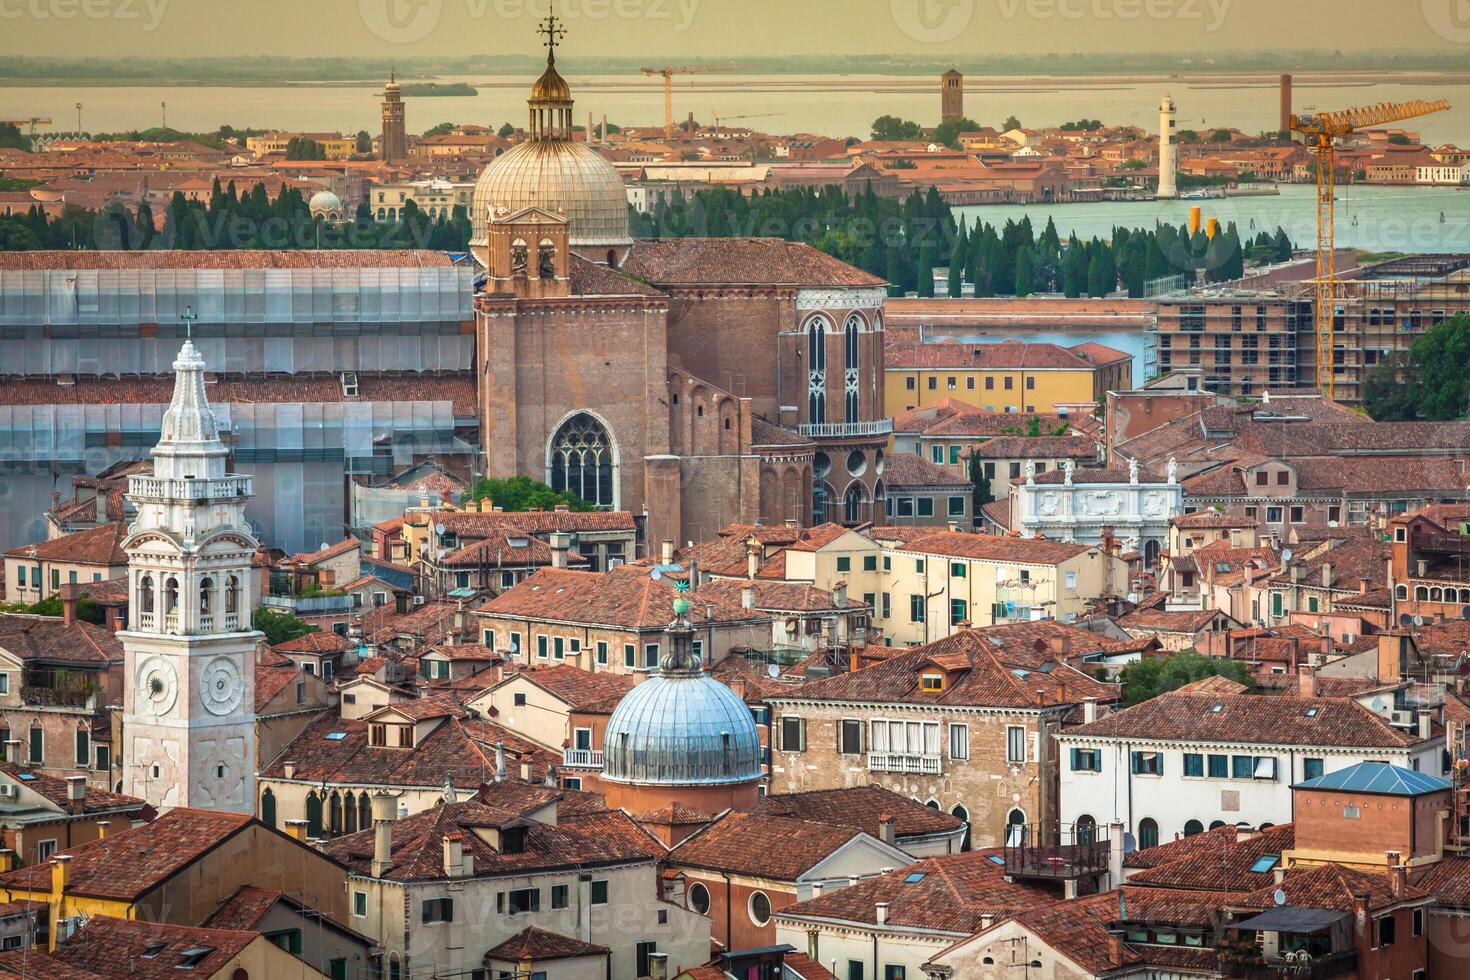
[
  {"xmin": 252, "ymin": 607, "xmax": 317, "ymax": 645},
  {"xmin": 915, "ymin": 241, "xmax": 936, "ymax": 298},
  {"xmin": 497, "ymin": 122, "xmax": 516, "ymax": 138},
  {"xmin": 1001, "ymin": 115, "xmax": 1022, "ymax": 132},
  {"xmin": 355, "ymin": 130, "xmax": 372, "ymax": 153},
  {"xmin": 932, "ymin": 116, "xmax": 981, "ymax": 149},
  {"xmin": 422, "ymin": 122, "xmax": 456, "ymax": 138},
  {"xmin": 1210, "ymin": 129, "xmax": 1234, "ymax": 143},
  {"xmin": 1013, "ymin": 245, "xmax": 1035, "ymax": 297},
  {"xmin": 1365, "ymin": 313, "xmax": 1470, "ymax": 421},
  {"xmin": 462, "ymin": 475, "xmax": 594, "ymax": 512},
  {"xmin": 870, "ymin": 115, "xmax": 923, "ymax": 141},
  {"xmin": 1119, "ymin": 650, "xmax": 1255, "ymax": 706},
  {"xmin": 0, "ymin": 123, "xmax": 28, "ymax": 151},
  {"xmin": 968, "ymin": 451, "xmax": 992, "ymax": 508},
  {"xmin": 284, "ymin": 137, "xmax": 326, "ymax": 160}
]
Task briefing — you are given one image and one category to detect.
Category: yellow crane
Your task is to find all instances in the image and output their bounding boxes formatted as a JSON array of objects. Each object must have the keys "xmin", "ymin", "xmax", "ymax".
[
  {"xmin": 1289, "ymin": 98, "xmax": 1449, "ymax": 399},
  {"xmin": 709, "ymin": 111, "xmax": 784, "ymax": 133},
  {"xmin": 639, "ymin": 64, "xmax": 758, "ymax": 139}
]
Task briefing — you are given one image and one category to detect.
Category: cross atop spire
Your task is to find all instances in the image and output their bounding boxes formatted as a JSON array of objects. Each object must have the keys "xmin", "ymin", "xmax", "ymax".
[{"xmin": 537, "ymin": 12, "xmax": 565, "ymax": 64}]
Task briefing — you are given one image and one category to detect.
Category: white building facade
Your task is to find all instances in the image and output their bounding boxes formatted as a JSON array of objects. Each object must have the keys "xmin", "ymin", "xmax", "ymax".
[
  {"xmin": 119, "ymin": 339, "xmax": 261, "ymax": 811},
  {"xmin": 1010, "ymin": 459, "xmax": 1183, "ymax": 567}
]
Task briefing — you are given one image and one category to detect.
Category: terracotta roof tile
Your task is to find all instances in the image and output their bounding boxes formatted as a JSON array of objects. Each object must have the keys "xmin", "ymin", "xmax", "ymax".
[
  {"xmin": 0, "ymin": 763, "xmax": 144, "ymax": 817},
  {"xmin": 0, "ymin": 613, "xmax": 123, "ymax": 666},
  {"xmin": 52, "ymin": 916, "xmax": 259, "ymax": 979},
  {"xmin": 881, "ymin": 452, "xmax": 971, "ymax": 489},
  {"xmin": 669, "ymin": 811, "xmax": 870, "ymax": 881},
  {"xmin": 3, "ymin": 523, "xmax": 129, "ymax": 566},
  {"xmin": 896, "ymin": 529, "xmax": 1092, "ymax": 565},
  {"xmin": 750, "ymin": 786, "xmax": 964, "ymax": 840},
  {"xmin": 620, "ymin": 238, "xmax": 884, "ymax": 288},
  {"xmin": 484, "ymin": 925, "xmax": 609, "ymax": 962},
  {"xmin": 478, "ymin": 566, "xmax": 762, "ymax": 631}
]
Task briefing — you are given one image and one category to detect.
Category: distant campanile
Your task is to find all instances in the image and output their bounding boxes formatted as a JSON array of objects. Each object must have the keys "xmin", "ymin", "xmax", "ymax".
[
  {"xmin": 941, "ymin": 68, "xmax": 964, "ymax": 125},
  {"xmin": 1157, "ymin": 95, "xmax": 1178, "ymax": 200},
  {"xmin": 1279, "ymin": 73, "xmax": 1293, "ymax": 134},
  {"xmin": 381, "ymin": 73, "xmax": 407, "ymax": 163}
]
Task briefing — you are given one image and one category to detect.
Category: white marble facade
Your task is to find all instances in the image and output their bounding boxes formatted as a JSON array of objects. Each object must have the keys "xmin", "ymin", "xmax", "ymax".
[{"xmin": 1012, "ymin": 458, "xmax": 1182, "ymax": 565}]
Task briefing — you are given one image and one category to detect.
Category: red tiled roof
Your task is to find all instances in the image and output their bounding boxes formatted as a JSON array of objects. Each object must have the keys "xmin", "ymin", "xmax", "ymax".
[
  {"xmin": 1231, "ymin": 862, "xmax": 1428, "ymax": 913},
  {"xmin": 274, "ymin": 631, "xmax": 354, "ymax": 654},
  {"xmin": 503, "ymin": 664, "xmax": 637, "ymax": 712},
  {"xmin": 51, "ymin": 916, "xmax": 259, "ymax": 979},
  {"xmin": 751, "ymin": 786, "xmax": 964, "ymax": 840},
  {"xmin": 620, "ymin": 238, "xmax": 884, "ymax": 288},
  {"xmin": 0, "ymin": 613, "xmax": 123, "ymax": 665},
  {"xmin": 1065, "ymin": 691, "xmax": 1421, "ymax": 749},
  {"xmin": 0, "ymin": 764, "xmax": 144, "ymax": 817},
  {"xmin": 0, "ymin": 250, "xmax": 453, "ymax": 269},
  {"xmin": 437, "ymin": 510, "xmax": 637, "ymax": 536},
  {"xmin": 484, "ymin": 925, "xmax": 609, "ymax": 962},
  {"xmin": 0, "ymin": 808, "xmax": 254, "ymax": 901},
  {"xmin": 884, "ymin": 338, "xmax": 1130, "ymax": 371},
  {"xmin": 669, "ymin": 811, "xmax": 869, "ymax": 881},
  {"xmin": 881, "ymin": 452, "xmax": 971, "ymax": 489},
  {"xmin": 3, "ymin": 522, "xmax": 129, "ymax": 566},
  {"xmin": 478, "ymin": 566, "xmax": 762, "ymax": 630},
  {"xmin": 0, "ymin": 948, "xmax": 100, "ymax": 979},
  {"xmin": 896, "ymin": 529, "xmax": 1092, "ymax": 565},
  {"xmin": 778, "ymin": 850, "xmax": 1059, "ymax": 934},
  {"xmin": 774, "ymin": 628, "xmax": 1116, "ymax": 708}
]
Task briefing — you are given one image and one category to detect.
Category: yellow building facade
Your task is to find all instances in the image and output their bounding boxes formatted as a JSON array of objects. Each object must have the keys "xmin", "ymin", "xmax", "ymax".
[{"xmin": 884, "ymin": 339, "xmax": 1132, "ymax": 417}]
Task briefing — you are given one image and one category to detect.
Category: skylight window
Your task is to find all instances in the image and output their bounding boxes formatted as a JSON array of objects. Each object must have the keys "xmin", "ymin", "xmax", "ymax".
[
  {"xmin": 1304, "ymin": 707, "xmax": 1319, "ymax": 717},
  {"xmin": 986, "ymin": 854, "xmax": 1006, "ymax": 866},
  {"xmin": 325, "ymin": 732, "xmax": 348, "ymax": 741},
  {"xmin": 904, "ymin": 872, "xmax": 927, "ymax": 883},
  {"xmin": 176, "ymin": 946, "xmax": 214, "ymax": 968},
  {"xmin": 1210, "ymin": 704, "xmax": 1223, "ymax": 713},
  {"xmin": 16, "ymin": 773, "xmax": 33, "ymax": 781},
  {"xmin": 1249, "ymin": 854, "xmax": 1280, "ymax": 874}
]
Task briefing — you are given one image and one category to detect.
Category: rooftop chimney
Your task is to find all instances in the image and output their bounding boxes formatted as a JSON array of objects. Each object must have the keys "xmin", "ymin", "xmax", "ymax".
[
  {"xmin": 1322, "ymin": 562, "xmax": 1334, "ymax": 589},
  {"xmin": 1297, "ymin": 664, "xmax": 1315, "ymax": 699},
  {"xmin": 660, "ymin": 540, "xmax": 674, "ymax": 565},
  {"xmin": 833, "ymin": 581, "xmax": 848, "ymax": 609},
  {"xmin": 372, "ymin": 792, "xmax": 397, "ymax": 878},
  {"xmin": 1418, "ymin": 709, "xmax": 1432, "ymax": 740},
  {"xmin": 64, "ymin": 775, "xmax": 86, "ymax": 814},
  {"xmin": 741, "ymin": 584, "xmax": 756, "ymax": 611},
  {"xmin": 95, "ymin": 820, "xmax": 109, "ymax": 839},
  {"xmin": 50, "ymin": 854, "xmax": 71, "ymax": 896},
  {"xmin": 284, "ymin": 819, "xmax": 308, "ymax": 842},
  {"xmin": 94, "ymin": 492, "xmax": 107, "ymax": 524},
  {"xmin": 811, "ymin": 881, "xmax": 824, "ymax": 897},
  {"xmin": 1388, "ymin": 851, "xmax": 1406, "ymax": 898},
  {"xmin": 746, "ymin": 539, "xmax": 760, "ymax": 579},
  {"xmin": 549, "ymin": 532, "xmax": 571, "ymax": 570},
  {"xmin": 283, "ymin": 760, "xmax": 297, "ymax": 780},
  {"xmin": 874, "ymin": 902, "xmax": 889, "ymax": 925},
  {"xmin": 1107, "ymin": 932, "xmax": 1124, "ymax": 965},
  {"xmin": 878, "ymin": 815, "xmax": 896, "ymax": 846},
  {"xmin": 443, "ymin": 831, "xmax": 466, "ymax": 877},
  {"xmin": 1083, "ymin": 698, "xmax": 1098, "ymax": 724},
  {"xmin": 60, "ymin": 582, "xmax": 78, "ymax": 627}
]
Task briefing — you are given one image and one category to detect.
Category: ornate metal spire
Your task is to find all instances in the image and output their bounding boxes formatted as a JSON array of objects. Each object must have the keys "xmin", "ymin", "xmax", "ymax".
[
  {"xmin": 152, "ymin": 337, "xmax": 228, "ymax": 481},
  {"xmin": 537, "ymin": 11, "xmax": 565, "ymax": 65}
]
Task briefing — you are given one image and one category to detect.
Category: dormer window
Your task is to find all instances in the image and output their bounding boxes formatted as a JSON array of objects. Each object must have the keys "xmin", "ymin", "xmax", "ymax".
[
  {"xmin": 920, "ymin": 672, "xmax": 944, "ymax": 692},
  {"xmin": 369, "ymin": 723, "xmax": 413, "ymax": 748},
  {"xmin": 501, "ymin": 826, "xmax": 527, "ymax": 854}
]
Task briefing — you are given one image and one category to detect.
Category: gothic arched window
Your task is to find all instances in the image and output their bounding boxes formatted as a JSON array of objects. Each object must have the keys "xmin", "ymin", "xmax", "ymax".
[
  {"xmin": 813, "ymin": 483, "xmax": 833, "ymax": 526},
  {"xmin": 358, "ymin": 793, "xmax": 372, "ymax": 830},
  {"xmin": 806, "ymin": 315, "xmax": 828, "ymax": 425},
  {"xmin": 260, "ymin": 788, "xmax": 277, "ymax": 827},
  {"xmin": 328, "ymin": 791, "xmax": 343, "ymax": 835},
  {"xmin": 548, "ymin": 413, "xmax": 615, "ymax": 508},
  {"xmin": 844, "ymin": 314, "xmax": 862, "ymax": 423},
  {"xmin": 843, "ymin": 484, "xmax": 866, "ymax": 524},
  {"xmin": 511, "ymin": 238, "xmax": 529, "ymax": 273},
  {"xmin": 305, "ymin": 791, "xmax": 323, "ymax": 839},
  {"xmin": 343, "ymin": 791, "xmax": 358, "ymax": 834}
]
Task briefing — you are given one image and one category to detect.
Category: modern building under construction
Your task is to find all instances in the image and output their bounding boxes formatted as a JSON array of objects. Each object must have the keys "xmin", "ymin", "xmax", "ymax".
[{"xmin": 0, "ymin": 251, "xmax": 479, "ymax": 553}]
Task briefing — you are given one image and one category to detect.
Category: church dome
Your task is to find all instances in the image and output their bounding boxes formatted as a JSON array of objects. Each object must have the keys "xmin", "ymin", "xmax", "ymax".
[
  {"xmin": 470, "ymin": 133, "xmax": 631, "ymax": 253},
  {"xmin": 530, "ymin": 63, "xmax": 571, "ymax": 102},
  {"xmin": 308, "ymin": 190, "xmax": 343, "ymax": 219},
  {"xmin": 601, "ymin": 670, "xmax": 763, "ymax": 787}
]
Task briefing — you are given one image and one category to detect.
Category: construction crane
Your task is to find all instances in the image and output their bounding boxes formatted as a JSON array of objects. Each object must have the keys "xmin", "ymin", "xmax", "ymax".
[
  {"xmin": 639, "ymin": 64, "xmax": 758, "ymax": 139},
  {"xmin": 1289, "ymin": 99, "xmax": 1449, "ymax": 399},
  {"xmin": 708, "ymin": 111, "xmax": 784, "ymax": 133},
  {"xmin": 0, "ymin": 117, "xmax": 51, "ymax": 136}
]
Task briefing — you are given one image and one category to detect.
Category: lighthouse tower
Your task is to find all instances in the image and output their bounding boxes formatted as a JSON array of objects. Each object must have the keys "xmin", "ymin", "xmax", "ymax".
[
  {"xmin": 1157, "ymin": 95, "xmax": 1179, "ymax": 200},
  {"xmin": 119, "ymin": 338, "xmax": 261, "ymax": 812}
]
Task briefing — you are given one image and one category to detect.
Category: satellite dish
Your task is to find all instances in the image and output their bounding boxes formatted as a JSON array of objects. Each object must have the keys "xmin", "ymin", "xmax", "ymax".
[
  {"xmin": 1414, "ymin": 615, "xmax": 1425, "ymax": 627},
  {"xmin": 1281, "ymin": 549, "xmax": 1293, "ymax": 564},
  {"xmin": 1327, "ymin": 520, "xmax": 1338, "ymax": 528},
  {"xmin": 1122, "ymin": 832, "xmax": 1137, "ymax": 854},
  {"xmin": 1273, "ymin": 888, "xmax": 1287, "ymax": 907},
  {"xmin": 767, "ymin": 663, "xmax": 780, "ymax": 678},
  {"xmin": 508, "ymin": 637, "xmax": 519, "ymax": 654},
  {"xmin": 435, "ymin": 523, "xmax": 446, "ymax": 536},
  {"xmin": 319, "ymin": 542, "xmax": 330, "ymax": 551},
  {"xmin": 1461, "ymin": 607, "xmax": 1470, "ymax": 620},
  {"xmin": 650, "ymin": 568, "xmax": 662, "ymax": 581},
  {"xmin": 1400, "ymin": 614, "xmax": 1414, "ymax": 628}
]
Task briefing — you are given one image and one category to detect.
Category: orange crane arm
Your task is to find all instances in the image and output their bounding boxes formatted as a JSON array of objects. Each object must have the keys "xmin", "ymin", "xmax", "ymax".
[{"xmin": 1291, "ymin": 99, "xmax": 1450, "ymax": 138}]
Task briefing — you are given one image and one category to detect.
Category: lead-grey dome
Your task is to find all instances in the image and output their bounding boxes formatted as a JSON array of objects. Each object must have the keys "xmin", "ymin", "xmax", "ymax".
[{"xmin": 601, "ymin": 672, "xmax": 763, "ymax": 787}]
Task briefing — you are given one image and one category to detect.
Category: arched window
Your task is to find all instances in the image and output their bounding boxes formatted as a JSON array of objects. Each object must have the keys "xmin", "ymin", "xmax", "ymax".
[
  {"xmin": 1209, "ymin": 820, "xmax": 1227, "ymax": 830},
  {"xmin": 806, "ymin": 315, "xmax": 828, "ymax": 425},
  {"xmin": 1138, "ymin": 817, "xmax": 1159, "ymax": 850},
  {"xmin": 1006, "ymin": 807, "xmax": 1026, "ymax": 847},
  {"xmin": 1184, "ymin": 819, "xmax": 1204, "ymax": 837},
  {"xmin": 199, "ymin": 577, "xmax": 213, "ymax": 615},
  {"xmin": 343, "ymin": 791, "xmax": 358, "ymax": 834},
  {"xmin": 844, "ymin": 484, "xmax": 866, "ymax": 524},
  {"xmin": 537, "ymin": 238, "xmax": 556, "ymax": 277},
  {"xmin": 164, "ymin": 577, "xmax": 179, "ymax": 614},
  {"xmin": 225, "ymin": 576, "xmax": 239, "ymax": 614},
  {"xmin": 813, "ymin": 483, "xmax": 833, "ymax": 525},
  {"xmin": 606, "ymin": 249, "xmax": 617, "ymax": 267},
  {"xmin": 843, "ymin": 313, "xmax": 862, "ymax": 423},
  {"xmin": 950, "ymin": 804, "xmax": 971, "ymax": 851},
  {"xmin": 305, "ymin": 792, "xmax": 324, "ymax": 839},
  {"xmin": 1075, "ymin": 814, "xmax": 1096, "ymax": 845},
  {"xmin": 139, "ymin": 574, "xmax": 155, "ymax": 613},
  {"xmin": 510, "ymin": 238, "xmax": 528, "ymax": 273},
  {"xmin": 260, "ymin": 788, "xmax": 276, "ymax": 827},
  {"xmin": 548, "ymin": 413, "xmax": 615, "ymax": 508},
  {"xmin": 358, "ymin": 793, "xmax": 372, "ymax": 831},
  {"xmin": 1396, "ymin": 584, "xmax": 1408, "ymax": 600},
  {"xmin": 1416, "ymin": 586, "xmax": 1430, "ymax": 601},
  {"xmin": 1144, "ymin": 539, "xmax": 1162, "ymax": 568},
  {"xmin": 328, "ymin": 792, "xmax": 343, "ymax": 835},
  {"xmin": 1431, "ymin": 587, "xmax": 1444, "ymax": 602}
]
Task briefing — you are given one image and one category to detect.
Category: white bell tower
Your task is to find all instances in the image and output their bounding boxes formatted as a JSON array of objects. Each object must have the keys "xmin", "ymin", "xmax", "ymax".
[{"xmin": 119, "ymin": 338, "xmax": 261, "ymax": 812}]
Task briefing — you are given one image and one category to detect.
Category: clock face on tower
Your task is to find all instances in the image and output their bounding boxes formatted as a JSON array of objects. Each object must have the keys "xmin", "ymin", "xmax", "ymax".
[
  {"xmin": 137, "ymin": 656, "xmax": 178, "ymax": 716},
  {"xmin": 200, "ymin": 657, "xmax": 243, "ymax": 716}
]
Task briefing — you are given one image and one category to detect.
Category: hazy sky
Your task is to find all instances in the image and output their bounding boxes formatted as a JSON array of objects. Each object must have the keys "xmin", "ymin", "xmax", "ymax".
[{"xmin": 5, "ymin": 0, "xmax": 1470, "ymax": 59}]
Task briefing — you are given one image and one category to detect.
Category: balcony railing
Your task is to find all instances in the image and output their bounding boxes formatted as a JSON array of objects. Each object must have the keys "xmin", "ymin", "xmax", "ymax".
[
  {"xmin": 798, "ymin": 419, "xmax": 894, "ymax": 438},
  {"xmin": 261, "ymin": 594, "xmax": 353, "ymax": 614},
  {"xmin": 867, "ymin": 752, "xmax": 941, "ymax": 774},
  {"xmin": 128, "ymin": 475, "xmax": 251, "ymax": 501},
  {"xmin": 20, "ymin": 686, "xmax": 95, "ymax": 709},
  {"xmin": 1002, "ymin": 822, "xmax": 1110, "ymax": 880},
  {"xmin": 562, "ymin": 748, "xmax": 604, "ymax": 769}
]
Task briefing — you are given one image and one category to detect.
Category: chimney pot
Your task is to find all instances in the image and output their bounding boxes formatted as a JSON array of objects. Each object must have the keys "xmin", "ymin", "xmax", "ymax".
[
  {"xmin": 874, "ymin": 901, "xmax": 889, "ymax": 925},
  {"xmin": 741, "ymin": 585, "xmax": 756, "ymax": 610},
  {"xmin": 65, "ymin": 775, "xmax": 86, "ymax": 814},
  {"xmin": 878, "ymin": 816, "xmax": 896, "ymax": 845},
  {"xmin": 283, "ymin": 761, "xmax": 297, "ymax": 780},
  {"xmin": 660, "ymin": 540, "xmax": 674, "ymax": 565},
  {"xmin": 1083, "ymin": 698, "xmax": 1098, "ymax": 724}
]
